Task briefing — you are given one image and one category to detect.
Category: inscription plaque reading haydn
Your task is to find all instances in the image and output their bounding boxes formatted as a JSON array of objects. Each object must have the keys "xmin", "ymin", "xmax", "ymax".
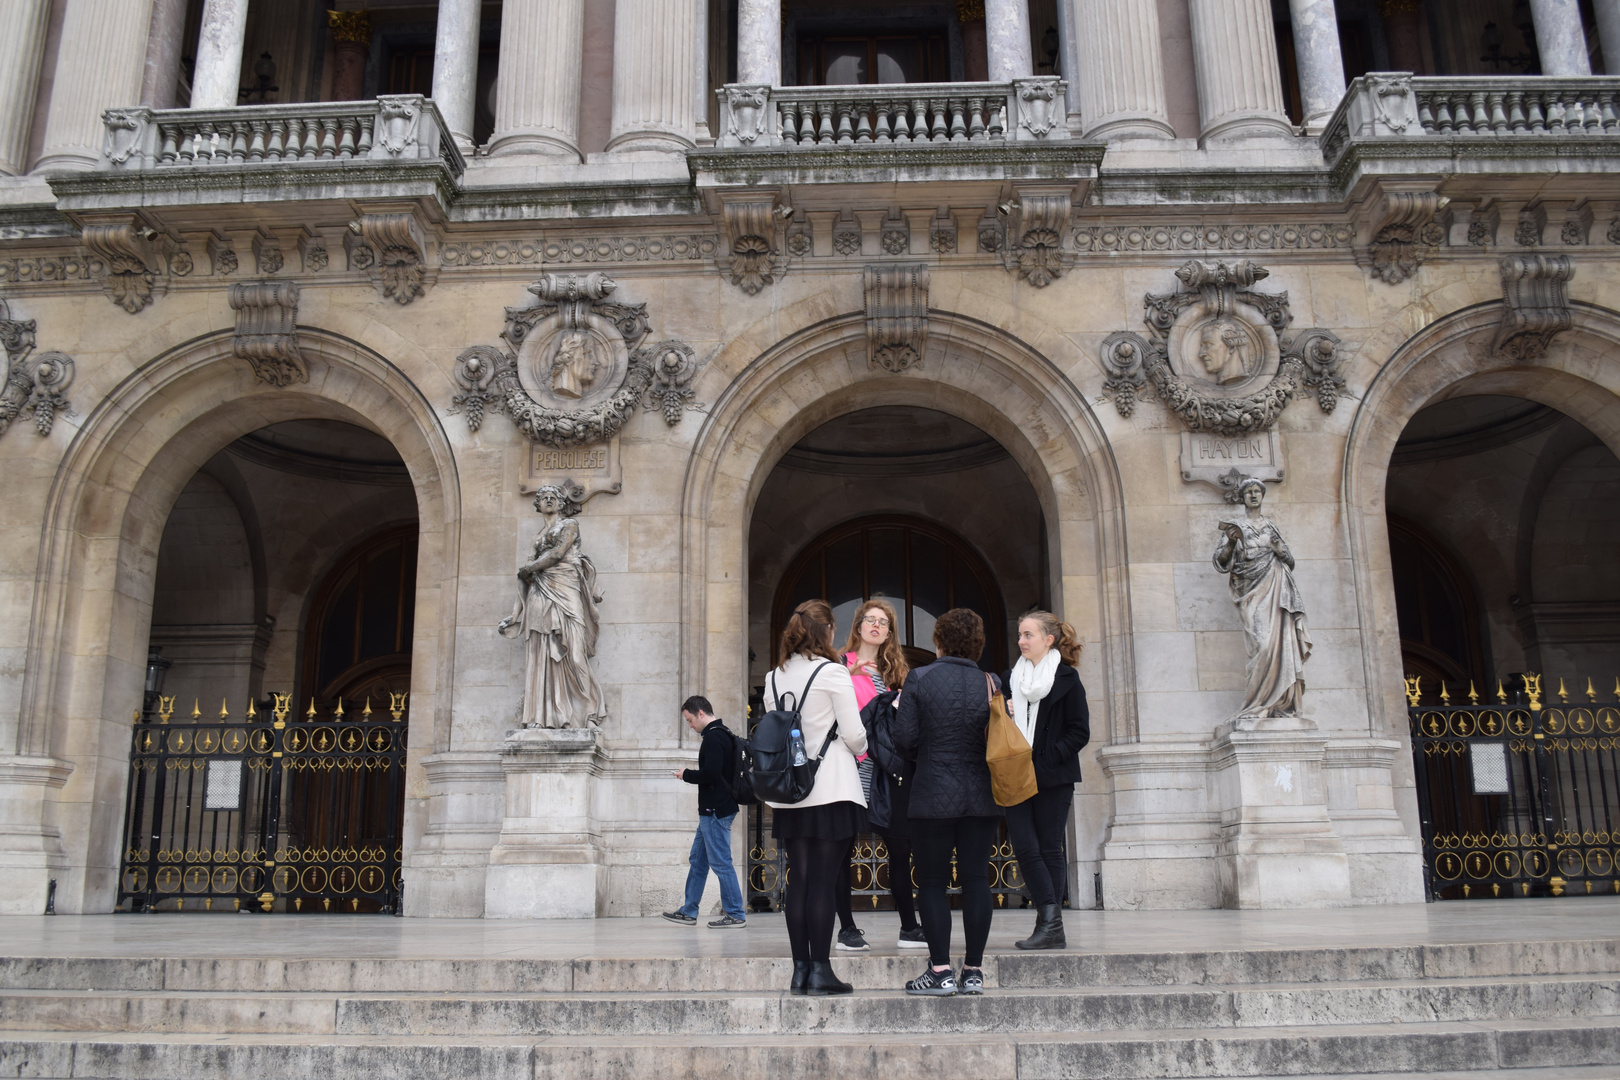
[{"xmin": 1180, "ymin": 430, "xmax": 1284, "ymax": 499}]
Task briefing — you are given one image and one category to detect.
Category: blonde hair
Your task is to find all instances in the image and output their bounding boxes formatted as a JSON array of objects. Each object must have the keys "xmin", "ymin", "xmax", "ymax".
[
  {"xmin": 842, "ymin": 597, "xmax": 910, "ymax": 688},
  {"xmin": 1020, "ymin": 610, "xmax": 1081, "ymax": 667}
]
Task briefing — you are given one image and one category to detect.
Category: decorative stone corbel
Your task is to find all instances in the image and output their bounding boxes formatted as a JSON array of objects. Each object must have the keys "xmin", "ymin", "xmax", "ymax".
[
  {"xmin": 1493, "ymin": 255, "xmax": 1574, "ymax": 361},
  {"xmin": 346, "ymin": 212, "xmax": 434, "ymax": 305},
  {"xmin": 251, "ymin": 231, "xmax": 284, "ymax": 275},
  {"xmin": 298, "ymin": 231, "xmax": 328, "ymax": 273},
  {"xmin": 228, "ymin": 281, "xmax": 306, "ymax": 386},
  {"xmin": 79, "ymin": 216, "xmax": 164, "ymax": 313},
  {"xmin": 207, "ymin": 233, "xmax": 238, "ymax": 276},
  {"xmin": 717, "ymin": 192, "xmax": 788, "ymax": 294},
  {"xmin": 929, "ymin": 210, "xmax": 957, "ymax": 254},
  {"xmin": 864, "ymin": 264, "xmax": 930, "ymax": 373},
  {"xmin": 1364, "ymin": 186, "xmax": 1448, "ymax": 284},
  {"xmin": 1002, "ymin": 185, "xmax": 1073, "ymax": 287},
  {"xmin": 0, "ymin": 298, "xmax": 75, "ymax": 438}
]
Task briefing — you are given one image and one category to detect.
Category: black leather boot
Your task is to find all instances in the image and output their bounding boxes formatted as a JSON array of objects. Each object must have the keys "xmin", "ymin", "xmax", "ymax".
[
  {"xmin": 1015, "ymin": 903, "xmax": 1067, "ymax": 950},
  {"xmin": 790, "ymin": 960, "xmax": 812, "ymax": 995},
  {"xmin": 803, "ymin": 959, "xmax": 854, "ymax": 996}
]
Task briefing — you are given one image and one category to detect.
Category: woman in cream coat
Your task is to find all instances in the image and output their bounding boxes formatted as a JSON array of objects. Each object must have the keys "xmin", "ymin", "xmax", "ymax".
[{"xmin": 765, "ymin": 599, "xmax": 869, "ymax": 996}]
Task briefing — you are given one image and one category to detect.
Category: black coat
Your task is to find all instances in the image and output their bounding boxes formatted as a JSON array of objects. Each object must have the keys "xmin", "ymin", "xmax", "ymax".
[
  {"xmin": 681, "ymin": 719, "xmax": 739, "ymax": 817},
  {"xmin": 893, "ymin": 656, "xmax": 1002, "ymax": 820},
  {"xmin": 999, "ymin": 663, "xmax": 1089, "ymax": 790}
]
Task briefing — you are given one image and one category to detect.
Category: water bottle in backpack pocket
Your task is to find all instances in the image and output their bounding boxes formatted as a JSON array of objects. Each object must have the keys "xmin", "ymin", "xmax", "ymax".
[{"xmin": 748, "ymin": 662, "xmax": 840, "ymax": 804}]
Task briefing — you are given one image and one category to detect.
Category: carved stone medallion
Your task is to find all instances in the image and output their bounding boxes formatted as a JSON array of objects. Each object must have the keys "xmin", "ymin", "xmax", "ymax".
[
  {"xmin": 451, "ymin": 273, "xmax": 702, "ymax": 448},
  {"xmin": 1100, "ymin": 260, "xmax": 1344, "ymax": 437},
  {"xmin": 0, "ymin": 296, "xmax": 75, "ymax": 439}
]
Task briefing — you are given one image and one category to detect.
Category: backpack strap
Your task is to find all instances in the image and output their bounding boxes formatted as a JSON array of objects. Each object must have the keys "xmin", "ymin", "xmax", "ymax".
[{"xmin": 799, "ymin": 660, "xmax": 839, "ymax": 762}]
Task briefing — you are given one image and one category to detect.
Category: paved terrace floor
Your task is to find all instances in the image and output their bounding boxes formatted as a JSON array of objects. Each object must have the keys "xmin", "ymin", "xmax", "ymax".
[{"xmin": 3, "ymin": 898, "xmax": 1616, "ymax": 961}]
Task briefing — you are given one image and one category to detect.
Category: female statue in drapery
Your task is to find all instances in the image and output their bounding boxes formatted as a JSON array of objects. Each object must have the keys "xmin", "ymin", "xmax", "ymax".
[
  {"xmin": 1213, "ymin": 477, "xmax": 1313, "ymax": 723},
  {"xmin": 497, "ymin": 484, "xmax": 608, "ymax": 728}
]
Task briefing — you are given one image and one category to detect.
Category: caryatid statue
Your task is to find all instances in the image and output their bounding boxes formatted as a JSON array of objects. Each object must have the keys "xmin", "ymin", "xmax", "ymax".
[
  {"xmin": 1212, "ymin": 477, "xmax": 1313, "ymax": 723},
  {"xmin": 498, "ymin": 484, "xmax": 608, "ymax": 729}
]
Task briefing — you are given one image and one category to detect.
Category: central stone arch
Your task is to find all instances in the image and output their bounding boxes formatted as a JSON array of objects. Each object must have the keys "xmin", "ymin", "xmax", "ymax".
[{"xmin": 678, "ymin": 309, "xmax": 1135, "ymax": 741}]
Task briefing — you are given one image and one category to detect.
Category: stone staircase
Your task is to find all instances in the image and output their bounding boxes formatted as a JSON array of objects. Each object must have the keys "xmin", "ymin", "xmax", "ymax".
[{"xmin": 1, "ymin": 938, "xmax": 1618, "ymax": 1079}]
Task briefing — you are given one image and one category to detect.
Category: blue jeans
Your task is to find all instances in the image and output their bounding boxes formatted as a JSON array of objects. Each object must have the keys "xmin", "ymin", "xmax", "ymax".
[{"xmin": 679, "ymin": 812, "xmax": 745, "ymax": 920}]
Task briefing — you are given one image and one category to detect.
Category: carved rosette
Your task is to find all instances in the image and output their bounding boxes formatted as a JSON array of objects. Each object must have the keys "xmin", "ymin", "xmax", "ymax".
[
  {"xmin": 1099, "ymin": 260, "xmax": 1345, "ymax": 437},
  {"xmin": 228, "ymin": 281, "xmax": 306, "ymax": 386},
  {"xmin": 451, "ymin": 273, "xmax": 704, "ymax": 446},
  {"xmin": 0, "ymin": 298, "xmax": 76, "ymax": 439},
  {"xmin": 864, "ymin": 264, "xmax": 930, "ymax": 373},
  {"xmin": 1493, "ymin": 255, "xmax": 1574, "ymax": 361}
]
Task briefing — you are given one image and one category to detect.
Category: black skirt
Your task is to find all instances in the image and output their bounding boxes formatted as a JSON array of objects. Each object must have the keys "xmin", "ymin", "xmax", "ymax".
[{"xmin": 770, "ymin": 799, "xmax": 867, "ymax": 841}]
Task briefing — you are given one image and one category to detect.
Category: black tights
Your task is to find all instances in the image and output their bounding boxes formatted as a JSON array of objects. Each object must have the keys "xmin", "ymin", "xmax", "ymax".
[
  {"xmin": 784, "ymin": 835, "xmax": 852, "ymax": 962},
  {"xmin": 911, "ymin": 815, "xmax": 999, "ymax": 969},
  {"xmin": 836, "ymin": 837, "xmax": 855, "ymax": 932},
  {"xmin": 883, "ymin": 834, "xmax": 917, "ymax": 930}
]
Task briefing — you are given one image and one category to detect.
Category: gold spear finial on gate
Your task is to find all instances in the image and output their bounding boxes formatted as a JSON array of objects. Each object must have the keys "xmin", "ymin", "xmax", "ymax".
[
  {"xmin": 362, "ymin": 697, "xmax": 373, "ymax": 721},
  {"xmin": 307, "ymin": 698, "xmax": 318, "ymax": 720},
  {"xmin": 1439, "ymin": 682, "xmax": 1451, "ymax": 705},
  {"xmin": 1557, "ymin": 677, "xmax": 1569, "ymax": 703},
  {"xmin": 219, "ymin": 698, "xmax": 230, "ymax": 719},
  {"xmin": 1586, "ymin": 678, "xmax": 1598, "ymax": 702},
  {"xmin": 191, "ymin": 699, "xmax": 202, "ymax": 720},
  {"xmin": 334, "ymin": 697, "xmax": 345, "ymax": 720},
  {"xmin": 1403, "ymin": 675, "xmax": 1422, "ymax": 706},
  {"xmin": 246, "ymin": 698, "xmax": 257, "ymax": 720},
  {"xmin": 1467, "ymin": 680, "xmax": 1479, "ymax": 704},
  {"xmin": 1496, "ymin": 679, "xmax": 1508, "ymax": 704}
]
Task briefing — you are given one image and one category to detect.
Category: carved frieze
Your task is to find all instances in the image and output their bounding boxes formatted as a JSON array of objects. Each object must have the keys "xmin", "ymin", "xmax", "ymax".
[
  {"xmin": 1002, "ymin": 186, "xmax": 1073, "ymax": 287},
  {"xmin": 1365, "ymin": 188, "xmax": 1448, "ymax": 284},
  {"xmin": 1099, "ymin": 260, "xmax": 1344, "ymax": 438},
  {"xmin": 451, "ymin": 273, "xmax": 703, "ymax": 447},
  {"xmin": 1493, "ymin": 255, "xmax": 1574, "ymax": 362},
  {"xmin": 0, "ymin": 297, "xmax": 75, "ymax": 438},
  {"xmin": 864, "ymin": 264, "xmax": 930, "ymax": 374},
  {"xmin": 347, "ymin": 212, "xmax": 433, "ymax": 305},
  {"xmin": 229, "ymin": 281, "xmax": 306, "ymax": 386},
  {"xmin": 718, "ymin": 193, "xmax": 788, "ymax": 294},
  {"xmin": 79, "ymin": 216, "xmax": 164, "ymax": 313}
]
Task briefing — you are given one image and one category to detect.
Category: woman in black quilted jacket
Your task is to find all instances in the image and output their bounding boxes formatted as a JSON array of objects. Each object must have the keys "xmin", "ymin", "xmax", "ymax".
[{"xmin": 891, "ymin": 607, "xmax": 1001, "ymax": 997}]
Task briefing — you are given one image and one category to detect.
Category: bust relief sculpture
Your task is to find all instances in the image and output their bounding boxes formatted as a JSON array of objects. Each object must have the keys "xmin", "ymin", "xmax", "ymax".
[
  {"xmin": 497, "ymin": 484, "xmax": 608, "ymax": 728},
  {"xmin": 549, "ymin": 331, "xmax": 602, "ymax": 400},
  {"xmin": 1212, "ymin": 478, "xmax": 1313, "ymax": 725},
  {"xmin": 1196, "ymin": 318, "xmax": 1256, "ymax": 385}
]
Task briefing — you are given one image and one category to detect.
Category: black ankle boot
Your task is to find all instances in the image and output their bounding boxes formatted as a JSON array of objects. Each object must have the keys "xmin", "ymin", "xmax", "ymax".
[
  {"xmin": 1015, "ymin": 903, "xmax": 1067, "ymax": 950},
  {"xmin": 803, "ymin": 959, "xmax": 854, "ymax": 996},
  {"xmin": 790, "ymin": 960, "xmax": 812, "ymax": 995}
]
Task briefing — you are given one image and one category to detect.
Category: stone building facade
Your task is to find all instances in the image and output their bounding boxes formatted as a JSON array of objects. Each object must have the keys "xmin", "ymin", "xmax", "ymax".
[{"xmin": 1, "ymin": 0, "xmax": 1618, "ymax": 918}]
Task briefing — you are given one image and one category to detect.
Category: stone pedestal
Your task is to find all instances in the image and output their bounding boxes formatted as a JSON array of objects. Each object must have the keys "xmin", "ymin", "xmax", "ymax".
[
  {"xmin": 0, "ymin": 0, "xmax": 51, "ymax": 175},
  {"xmin": 0, "ymin": 756, "xmax": 73, "ymax": 915},
  {"xmin": 1071, "ymin": 0, "xmax": 1175, "ymax": 141},
  {"xmin": 1186, "ymin": 0, "xmax": 1294, "ymax": 143},
  {"xmin": 483, "ymin": 728, "xmax": 607, "ymax": 918},
  {"xmin": 1323, "ymin": 739, "xmax": 1426, "ymax": 904},
  {"xmin": 1211, "ymin": 723, "xmax": 1352, "ymax": 909},
  {"xmin": 34, "ymin": 0, "xmax": 155, "ymax": 173},
  {"xmin": 189, "ymin": 0, "xmax": 249, "ymax": 110},
  {"xmin": 1288, "ymin": 0, "xmax": 1347, "ymax": 132},
  {"xmin": 405, "ymin": 751, "xmax": 505, "ymax": 917},
  {"xmin": 1529, "ymin": 0, "xmax": 1593, "ymax": 76},
  {"xmin": 489, "ymin": 0, "xmax": 585, "ymax": 159},
  {"xmin": 1097, "ymin": 742, "xmax": 1222, "ymax": 909}
]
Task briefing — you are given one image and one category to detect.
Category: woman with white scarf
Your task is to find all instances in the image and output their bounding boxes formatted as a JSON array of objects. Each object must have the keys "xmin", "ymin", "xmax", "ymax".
[{"xmin": 1000, "ymin": 610, "xmax": 1089, "ymax": 950}]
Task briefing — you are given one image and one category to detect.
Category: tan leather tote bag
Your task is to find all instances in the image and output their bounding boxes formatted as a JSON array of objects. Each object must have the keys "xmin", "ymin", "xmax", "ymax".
[{"xmin": 984, "ymin": 673, "xmax": 1038, "ymax": 806}]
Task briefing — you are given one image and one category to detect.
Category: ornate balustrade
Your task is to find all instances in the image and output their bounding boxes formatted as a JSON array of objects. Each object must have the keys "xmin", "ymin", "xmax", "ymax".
[
  {"xmin": 98, "ymin": 95, "xmax": 463, "ymax": 176},
  {"xmin": 715, "ymin": 77, "xmax": 1068, "ymax": 149}
]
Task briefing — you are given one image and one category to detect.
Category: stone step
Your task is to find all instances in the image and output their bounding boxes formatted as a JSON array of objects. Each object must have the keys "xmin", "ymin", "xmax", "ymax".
[
  {"xmin": 4, "ymin": 937, "xmax": 1616, "ymax": 994},
  {"xmin": 0, "ymin": 974, "xmax": 1615, "ymax": 1037},
  {"xmin": 1, "ymin": 1016, "xmax": 1617, "ymax": 1080}
]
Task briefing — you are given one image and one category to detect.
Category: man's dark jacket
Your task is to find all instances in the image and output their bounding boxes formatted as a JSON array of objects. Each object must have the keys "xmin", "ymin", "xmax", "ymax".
[
  {"xmin": 892, "ymin": 656, "xmax": 1001, "ymax": 820},
  {"xmin": 998, "ymin": 662, "xmax": 1090, "ymax": 790},
  {"xmin": 681, "ymin": 719, "xmax": 739, "ymax": 817}
]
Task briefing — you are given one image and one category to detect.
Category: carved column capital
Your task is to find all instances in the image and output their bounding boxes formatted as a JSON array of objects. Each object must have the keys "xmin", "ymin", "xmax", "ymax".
[
  {"xmin": 1493, "ymin": 255, "xmax": 1574, "ymax": 361},
  {"xmin": 864, "ymin": 265, "xmax": 930, "ymax": 373},
  {"xmin": 228, "ymin": 280, "xmax": 305, "ymax": 386}
]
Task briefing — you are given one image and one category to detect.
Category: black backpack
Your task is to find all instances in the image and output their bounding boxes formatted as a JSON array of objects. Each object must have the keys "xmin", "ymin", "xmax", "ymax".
[
  {"xmin": 750, "ymin": 662, "xmax": 839, "ymax": 804},
  {"xmin": 724, "ymin": 727, "xmax": 758, "ymax": 807}
]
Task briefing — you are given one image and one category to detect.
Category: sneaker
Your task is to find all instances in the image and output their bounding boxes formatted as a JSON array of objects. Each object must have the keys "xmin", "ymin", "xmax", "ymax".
[
  {"xmin": 708, "ymin": 913, "xmax": 746, "ymax": 928},
  {"xmin": 660, "ymin": 910, "xmax": 697, "ymax": 925},
  {"xmin": 905, "ymin": 966, "xmax": 957, "ymax": 996},
  {"xmin": 835, "ymin": 926, "xmax": 870, "ymax": 952},
  {"xmin": 958, "ymin": 966, "xmax": 984, "ymax": 995},
  {"xmin": 897, "ymin": 926, "xmax": 928, "ymax": 949}
]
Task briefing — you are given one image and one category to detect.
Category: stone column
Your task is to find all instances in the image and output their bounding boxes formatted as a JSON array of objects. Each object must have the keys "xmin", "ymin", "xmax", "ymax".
[
  {"xmin": 1376, "ymin": 0, "xmax": 1424, "ymax": 74},
  {"xmin": 140, "ymin": 0, "xmax": 189, "ymax": 108},
  {"xmin": 189, "ymin": 0, "xmax": 249, "ymax": 109},
  {"xmin": 432, "ymin": 0, "xmax": 482, "ymax": 150},
  {"xmin": 489, "ymin": 0, "xmax": 585, "ymax": 159},
  {"xmin": 606, "ymin": 0, "xmax": 702, "ymax": 153},
  {"xmin": 0, "ymin": 0, "xmax": 51, "ymax": 175},
  {"xmin": 986, "ymin": 0, "xmax": 1034, "ymax": 81},
  {"xmin": 1597, "ymin": 0, "xmax": 1620, "ymax": 76},
  {"xmin": 1071, "ymin": 0, "xmax": 1175, "ymax": 140},
  {"xmin": 736, "ymin": 0, "xmax": 780, "ymax": 85},
  {"xmin": 328, "ymin": 11, "xmax": 372, "ymax": 101},
  {"xmin": 1288, "ymin": 0, "xmax": 1346, "ymax": 132},
  {"xmin": 1186, "ymin": 0, "xmax": 1294, "ymax": 142},
  {"xmin": 1530, "ymin": 0, "xmax": 1593, "ymax": 75},
  {"xmin": 35, "ymin": 0, "xmax": 156, "ymax": 174}
]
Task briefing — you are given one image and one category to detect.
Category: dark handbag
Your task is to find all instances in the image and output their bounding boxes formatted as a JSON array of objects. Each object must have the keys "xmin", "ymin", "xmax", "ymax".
[{"xmin": 749, "ymin": 663, "xmax": 840, "ymax": 804}]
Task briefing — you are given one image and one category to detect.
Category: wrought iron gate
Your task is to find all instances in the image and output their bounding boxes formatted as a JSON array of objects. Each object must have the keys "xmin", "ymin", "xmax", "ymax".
[
  {"xmin": 118, "ymin": 692, "xmax": 407, "ymax": 913},
  {"xmin": 1408, "ymin": 674, "xmax": 1620, "ymax": 900}
]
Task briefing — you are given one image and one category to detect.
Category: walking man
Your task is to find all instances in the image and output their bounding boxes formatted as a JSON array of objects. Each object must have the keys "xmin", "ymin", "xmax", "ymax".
[{"xmin": 662, "ymin": 695, "xmax": 748, "ymax": 928}]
